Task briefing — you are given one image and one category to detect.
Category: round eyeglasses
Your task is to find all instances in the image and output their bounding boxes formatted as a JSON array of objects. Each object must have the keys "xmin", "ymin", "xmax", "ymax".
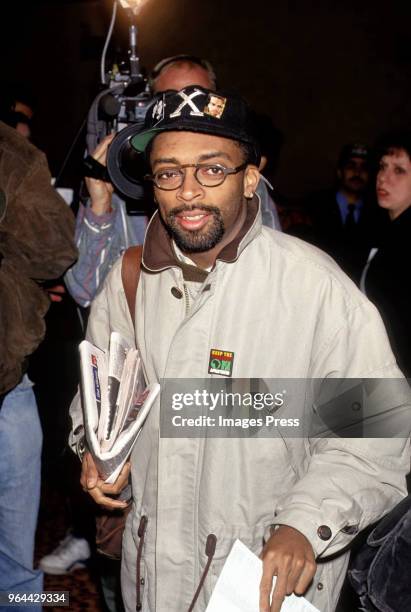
[{"xmin": 145, "ymin": 162, "xmax": 248, "ymax": 191}]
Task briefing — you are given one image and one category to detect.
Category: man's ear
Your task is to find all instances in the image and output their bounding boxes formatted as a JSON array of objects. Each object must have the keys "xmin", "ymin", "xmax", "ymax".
[{"xmin": 243, "ymin": 165, "xmax": 260, "ymax": 199}]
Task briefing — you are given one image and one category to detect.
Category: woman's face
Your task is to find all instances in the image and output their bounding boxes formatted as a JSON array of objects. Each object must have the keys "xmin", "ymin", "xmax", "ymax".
[{"xmin": 376, "ymin": 148, "xmax": 411, "ymax": 220}]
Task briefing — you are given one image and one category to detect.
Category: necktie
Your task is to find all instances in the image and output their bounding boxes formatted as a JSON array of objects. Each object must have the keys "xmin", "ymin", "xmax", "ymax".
[{"xmin": 345, "ymin": 204, "xmax": 356, "ymax": 231}]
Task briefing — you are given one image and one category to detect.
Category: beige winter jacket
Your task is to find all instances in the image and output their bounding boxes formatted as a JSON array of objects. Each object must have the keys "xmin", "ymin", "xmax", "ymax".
[{"xmin": 70, "ymin": 198, "xmax": 409, "ymax": 612}]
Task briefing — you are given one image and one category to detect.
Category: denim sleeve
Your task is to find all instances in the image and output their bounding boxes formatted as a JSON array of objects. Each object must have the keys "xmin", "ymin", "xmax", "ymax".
[
  {"xmin": 257, "ymin": 181, "xmax": 282, "ymax": 231},
  {"xmin": 64, "ymin": 202, "xmax": 118, "ymax": 307}
]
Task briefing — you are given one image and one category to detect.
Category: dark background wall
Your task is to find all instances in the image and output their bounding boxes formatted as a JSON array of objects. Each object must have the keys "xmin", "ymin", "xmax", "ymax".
[{"xmin": 1, "ymin": 0, "xmax": 411, "ymax": 197}]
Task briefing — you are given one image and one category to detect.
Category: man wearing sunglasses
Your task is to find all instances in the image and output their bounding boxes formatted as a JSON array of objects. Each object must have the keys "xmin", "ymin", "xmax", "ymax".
[{"xmin": 71, "ymin": 86, "xmax": 409, "ymax": 612}]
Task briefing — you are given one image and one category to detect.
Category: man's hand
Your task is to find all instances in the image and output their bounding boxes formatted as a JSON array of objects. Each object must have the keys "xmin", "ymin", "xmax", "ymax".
[
  {"xmin": 260, "ymin": 525, "xmax": 316, "ymax": 612},
  {"xmin": 86, "ymin": 134, "xmax": 115, "ymax": 216},
  {"xmin": 80, "ymin": 451, "xmax": 131, "ymax": 510}
]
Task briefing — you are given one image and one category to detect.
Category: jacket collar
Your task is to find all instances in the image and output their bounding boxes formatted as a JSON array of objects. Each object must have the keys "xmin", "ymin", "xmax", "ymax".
[{"xmin": 142, "ymin": 194, "xmax": 262, "ymax": 282}]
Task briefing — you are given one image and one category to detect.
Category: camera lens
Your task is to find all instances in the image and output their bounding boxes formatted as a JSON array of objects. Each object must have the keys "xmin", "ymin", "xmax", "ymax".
[{"xmin": 106, "ymin": 123, "xmax": 146, "ymax": 200}]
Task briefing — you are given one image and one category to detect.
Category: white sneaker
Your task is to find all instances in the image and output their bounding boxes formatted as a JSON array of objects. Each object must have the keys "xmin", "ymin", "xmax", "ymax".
[{"xmin": 39, "ymin": 534, "xmax": 91, "ymax": 575}]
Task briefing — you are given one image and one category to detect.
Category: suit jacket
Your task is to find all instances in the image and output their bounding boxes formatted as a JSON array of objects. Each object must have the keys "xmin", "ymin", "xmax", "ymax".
[{"xmin": 305, "ymin": 189, "xmax": 380, "ymax": 284}]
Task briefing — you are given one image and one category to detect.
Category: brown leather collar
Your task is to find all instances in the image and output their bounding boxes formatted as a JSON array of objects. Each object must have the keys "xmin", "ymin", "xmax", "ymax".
[{"xmin": 142, "ymin": 197, "xmax": 259, "ymax": 282}]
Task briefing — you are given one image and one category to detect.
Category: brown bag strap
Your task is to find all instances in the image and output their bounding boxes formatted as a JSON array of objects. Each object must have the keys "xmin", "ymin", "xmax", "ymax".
[{"xmin": 121, "ymin": 245, "xmax": 143, "ymax": 329}]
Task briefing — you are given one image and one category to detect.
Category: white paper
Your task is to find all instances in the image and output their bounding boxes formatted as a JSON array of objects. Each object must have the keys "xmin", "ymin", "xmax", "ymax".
[
  {"xmin": 206, "ymin": 540, "xmax": 320, "ymax": 612},
  {"xmin": 56, "ymin": 187, "xmax": 74, "ymax": 205},
  {"xmin": 51, "ymin": 179, "xmax": 73, "ymax": 205}
]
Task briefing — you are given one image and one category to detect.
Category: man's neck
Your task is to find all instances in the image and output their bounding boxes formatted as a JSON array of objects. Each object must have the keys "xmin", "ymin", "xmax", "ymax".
[
  {"xmin": 172, "ymin": 241, "xmax": 212, "ymax": 272},
  {"xmin": 339, "ymin": 188, "xmax": 362, "ymax": 206},
  {"xmin": 185, "ymin": 247, "xmax": 220, "ymax": 270}
]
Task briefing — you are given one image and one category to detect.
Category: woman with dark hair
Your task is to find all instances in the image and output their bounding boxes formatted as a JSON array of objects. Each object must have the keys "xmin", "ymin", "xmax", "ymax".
[{"xmin": 362, "ymin": 130, "xmax": 411, "ymax": 376}]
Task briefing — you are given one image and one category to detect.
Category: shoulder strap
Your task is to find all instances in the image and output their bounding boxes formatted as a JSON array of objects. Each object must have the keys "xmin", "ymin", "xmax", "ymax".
[{"xmin": 121, "ymin": 245, "xmax": 143, "ymax": 329}]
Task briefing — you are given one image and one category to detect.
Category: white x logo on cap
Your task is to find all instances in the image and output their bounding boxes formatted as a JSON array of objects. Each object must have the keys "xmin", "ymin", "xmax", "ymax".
[{"xmin": 169, "ymin": 89, "xmax": 204, "ymax": 118}]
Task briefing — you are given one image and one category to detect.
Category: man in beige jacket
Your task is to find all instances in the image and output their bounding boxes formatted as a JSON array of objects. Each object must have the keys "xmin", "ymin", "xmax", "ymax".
[{"xmin": 71, "ymin": 86, "xmax": 410, "ymax": 612}]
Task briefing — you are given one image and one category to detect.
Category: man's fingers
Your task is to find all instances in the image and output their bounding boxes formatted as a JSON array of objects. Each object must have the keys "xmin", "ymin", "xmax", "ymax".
[
  {"xmin": 115, "ymin": 461, "xmax": 131, "ymax": 488},
  {"xmin": 260, "ymin": 547, "xmax": 279, "ymax": 611},
  {"xmin": 80, "ymin": 456, "xmax": 131, "ymax": 508},
  {"xmin": 260, "ymin": 555, "xmax": 315, "ymax": 612},
  {"xmin": 260, "ymin": 554, "xmax": 287, "ymax": 612},
  {"xmin": 259, "ymin": 526, "xmax": 316, "ymax": 610},
  {"xmin": 99, "ymin": 461, "xmax": 131, "ymax": 495},
  {"xmin": 93, "ymin": 133, "xmax": 115, "ymax": 164},
  {"xmin": 259, "ymin": 571, "xmax": 275, "ymax": 612},
  {"xmin": 93, "ymin": 134, "xmax": 114, "ymax": 159},
  {"xmin": 269, "ymin": 567, "xmax": 289, "ymax": 612},
  {"xmin": 80, "ymin": 452, "xmax": 98, "ymax": 490},
  {"xmin": 294, "ymin": 558, "xmax": 316, "ymax": 595},
  {"xmin": 85, "ymin": 453, "xmax": 99, "ymax": 488},
  {"xmin": 87, "ymin": 484, "xmax": 128, "ymax": 510},
  {"xmin": 100, "ymin": 479, "xmax": 128, "ymax": 496},
  {"xmin": 285, "ymin": 557, "xmax": 306, "ymax": 595}
]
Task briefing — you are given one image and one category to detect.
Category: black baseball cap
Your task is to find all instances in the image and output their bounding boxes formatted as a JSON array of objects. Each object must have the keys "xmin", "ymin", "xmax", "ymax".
[
  {"xmin": 130, "ymin": 86, "xmax": 260, "ymax": 163},
  {"xmin": 338, "ymin": 143, "xmax": 369, "ymax": 168}
]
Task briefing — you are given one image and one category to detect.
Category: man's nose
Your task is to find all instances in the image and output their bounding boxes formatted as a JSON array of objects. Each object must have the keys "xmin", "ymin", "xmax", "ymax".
[{"xmin": 176, "ymin": 169, "xmax": 205, "ymax": 201}]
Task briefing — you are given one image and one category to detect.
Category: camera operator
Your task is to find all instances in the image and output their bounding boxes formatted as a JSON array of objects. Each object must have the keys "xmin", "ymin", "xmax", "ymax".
[
  {"xmin": 64, "ymin": 55, "xmax": 217, "ymax": 308},
  {"xmin": 65, "ymin": 54, "xmax": 282, "ymax": 308}
]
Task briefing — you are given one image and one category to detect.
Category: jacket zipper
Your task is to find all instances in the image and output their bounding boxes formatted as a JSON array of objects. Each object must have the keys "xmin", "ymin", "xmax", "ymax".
[{"xmin": 183, "ymin": 283, "xmax": 190, "ymax": 316}]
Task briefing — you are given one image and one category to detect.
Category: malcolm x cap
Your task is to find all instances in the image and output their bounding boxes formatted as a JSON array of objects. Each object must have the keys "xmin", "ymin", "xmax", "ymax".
[{"xmin": 130, "ymin": 85, "xmax": 260, "ymax": 160}]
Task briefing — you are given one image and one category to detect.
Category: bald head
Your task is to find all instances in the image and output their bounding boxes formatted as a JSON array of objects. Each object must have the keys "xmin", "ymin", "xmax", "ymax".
[{"xmin": 152, "ymin": 60, "xmax": 215, "ymax": 94}]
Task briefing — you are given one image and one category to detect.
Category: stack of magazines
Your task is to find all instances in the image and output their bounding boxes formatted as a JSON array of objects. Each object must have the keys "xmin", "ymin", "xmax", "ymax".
[{"xmin": 79, "ymin": 332, "xmax": 160, "ymax": 483}]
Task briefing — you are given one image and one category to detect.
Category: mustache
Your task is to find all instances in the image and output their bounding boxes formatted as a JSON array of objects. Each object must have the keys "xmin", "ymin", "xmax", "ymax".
[{"xmin": 167, "ymin": 204, "xmax": 221, "ymax": 218}]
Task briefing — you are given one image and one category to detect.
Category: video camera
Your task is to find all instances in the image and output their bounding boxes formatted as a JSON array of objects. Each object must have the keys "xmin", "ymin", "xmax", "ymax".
[{"xmin": 84, "ymin": 5, "xmax": 153, "ymax": 202}]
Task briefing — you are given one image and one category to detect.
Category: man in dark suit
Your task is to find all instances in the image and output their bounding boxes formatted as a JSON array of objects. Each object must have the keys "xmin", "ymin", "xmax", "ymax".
[{"xmin": 305, "ymin": 144, "xmax": 375, "ymax": 284}]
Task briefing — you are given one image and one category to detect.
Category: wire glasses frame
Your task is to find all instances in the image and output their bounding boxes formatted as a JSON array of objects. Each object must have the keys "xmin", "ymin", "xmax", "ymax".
[{"xmin": 145, "ymin": 162, "xmax": 248, "ymax": 191}]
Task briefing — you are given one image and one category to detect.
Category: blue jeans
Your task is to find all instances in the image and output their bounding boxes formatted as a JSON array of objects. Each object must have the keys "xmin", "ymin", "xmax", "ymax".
[{"xmin": 0, "ymin": 376, "xmax": 43, "ymax": 610}]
